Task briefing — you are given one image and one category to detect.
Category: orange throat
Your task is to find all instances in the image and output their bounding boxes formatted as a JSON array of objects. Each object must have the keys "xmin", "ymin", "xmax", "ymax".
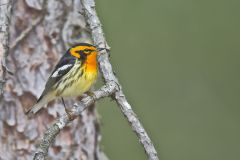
[{"xmin": 85, "ymin": 52, "xmax": 98, "ymax": 73}]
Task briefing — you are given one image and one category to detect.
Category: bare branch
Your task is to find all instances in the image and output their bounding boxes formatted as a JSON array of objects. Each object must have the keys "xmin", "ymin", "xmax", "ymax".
[
  {"xmin": 33, "ymin": 82, "xmax": 117, "ymax": 159},
  {"xmin": 81, "ymin": 0, "xmax": 159, "ymax": 159},
  {"xmin": 0, "ymin": 0, "xmax": 12, "ymax": 99}
]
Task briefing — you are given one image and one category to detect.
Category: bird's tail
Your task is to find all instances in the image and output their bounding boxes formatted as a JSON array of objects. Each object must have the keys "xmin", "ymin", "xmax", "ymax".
[{"xmin": 25, "ymin": 94, "xmax": 53, "ymax": 116}]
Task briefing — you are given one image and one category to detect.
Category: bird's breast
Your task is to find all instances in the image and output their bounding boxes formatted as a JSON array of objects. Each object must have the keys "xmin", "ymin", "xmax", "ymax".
[{"xmin": 55, "ymin": 62, "xmax": 98, "ymax": 97}]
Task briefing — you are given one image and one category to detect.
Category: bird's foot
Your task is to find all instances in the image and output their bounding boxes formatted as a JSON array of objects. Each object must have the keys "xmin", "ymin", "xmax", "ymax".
[
  {"xmin": 65, "ymin": 108, "xmax": 76, "ymax": 121},
  {"xmin": 61, "ymin": 98, "xmax": 76, "ymax": 120},
  {"xmin": 85, "ymin": 91, "xmax": 95, "ymax": 97}
]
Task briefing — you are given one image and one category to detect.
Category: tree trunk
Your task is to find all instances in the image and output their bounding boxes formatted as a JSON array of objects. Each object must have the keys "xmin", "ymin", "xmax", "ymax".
[
  {"xmin": 0, "ymin": 0, "xmax": 11, "ymax": 98},
  {"xmin": 0, "ymin": 0, "xmax": 102, "ymax": 159}
]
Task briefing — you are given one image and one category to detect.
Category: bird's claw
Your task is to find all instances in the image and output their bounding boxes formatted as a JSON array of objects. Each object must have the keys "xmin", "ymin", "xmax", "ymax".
[
  {"xmin": 65, "ymin": 108, "xmax": 76, "ymax": 121},
  {"xmin": 85, "ymin": 91, "xmax": 95, "ymax": 97}
]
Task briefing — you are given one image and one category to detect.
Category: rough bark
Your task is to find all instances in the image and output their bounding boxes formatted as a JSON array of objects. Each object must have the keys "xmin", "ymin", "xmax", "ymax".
[
  {"xmin": 0, "ymin": 0, "xmax": 102, "ymax": 159},
  {"xmin": 0, "ymin": 0, "xmax": 12, "ymax": 99}
]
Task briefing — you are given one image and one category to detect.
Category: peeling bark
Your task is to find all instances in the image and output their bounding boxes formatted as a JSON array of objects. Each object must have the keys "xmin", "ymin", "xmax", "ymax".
[{"xmin": 0, "ymin": 0, "xmax": 102, "ymax": 159}]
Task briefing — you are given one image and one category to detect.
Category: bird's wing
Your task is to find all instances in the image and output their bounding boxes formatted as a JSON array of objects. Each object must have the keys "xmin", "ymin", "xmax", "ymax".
[{"xmin": 37, "ymin": 55, "xmax": 76, "ymax": 102}]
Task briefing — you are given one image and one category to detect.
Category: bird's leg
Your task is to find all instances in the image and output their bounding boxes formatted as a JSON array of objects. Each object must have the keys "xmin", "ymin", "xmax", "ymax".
[
  {"xmin": 61, "ymin": 97, "xmax": 67, "ymax": 112},
  {"xmin": 61, "ymin": 98, "xmax": 74, "ymax": 120}
]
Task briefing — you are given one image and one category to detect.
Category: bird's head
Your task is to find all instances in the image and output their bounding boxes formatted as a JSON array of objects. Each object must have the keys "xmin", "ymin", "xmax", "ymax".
[{"xmin": 69, "ymin": 43, "xmax": 98, "ymax": 60}]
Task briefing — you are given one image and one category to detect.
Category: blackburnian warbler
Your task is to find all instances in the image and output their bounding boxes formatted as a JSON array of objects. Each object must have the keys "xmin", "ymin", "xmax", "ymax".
[{"xmin": 26, "ymin": 43, "xmax": 100, "ymax": 115}]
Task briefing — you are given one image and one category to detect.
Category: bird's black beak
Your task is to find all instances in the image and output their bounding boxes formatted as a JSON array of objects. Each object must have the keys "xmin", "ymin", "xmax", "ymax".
[{"xmin": 97, "ymin": 48, "xmax": 105, "ymax": 52}]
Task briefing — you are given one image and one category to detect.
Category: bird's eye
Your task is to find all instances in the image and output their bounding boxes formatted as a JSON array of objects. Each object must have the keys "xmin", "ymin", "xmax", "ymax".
[{"xmin": 84, "ymin": 49, "xmax": 92, "ymax": 54}]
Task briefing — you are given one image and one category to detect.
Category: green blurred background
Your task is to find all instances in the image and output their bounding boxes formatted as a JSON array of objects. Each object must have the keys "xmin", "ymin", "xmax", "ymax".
[{"xmin": 95, "ymin": 0, "xmax": 240, "ymax": 160}]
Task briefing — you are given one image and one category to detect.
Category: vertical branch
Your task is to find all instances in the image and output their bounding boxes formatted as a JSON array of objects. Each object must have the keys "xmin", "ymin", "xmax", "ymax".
[
  {"xmin": 81, "ymin": 0, "xmax": 159, "ymax": 160},
  {"xmin": 0, "ymin": 0, "xmax": 12, "ymax": 98}
]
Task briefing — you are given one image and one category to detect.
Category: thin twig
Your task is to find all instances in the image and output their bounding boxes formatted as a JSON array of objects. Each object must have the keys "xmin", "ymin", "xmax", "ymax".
[
  {"xmin": 33, "ymin": 82, "xmax": 117, "ymax": 159},
  {"xmin": 81, "ymin": 0, "xmax": 159, "ymax": 159},
  {"xmin": 10, "ymin": 16, "xmax": 44, "ymax": 50}
]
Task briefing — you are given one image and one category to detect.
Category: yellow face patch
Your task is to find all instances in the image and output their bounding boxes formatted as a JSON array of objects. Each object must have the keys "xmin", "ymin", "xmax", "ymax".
[{"xmin": 69, "ymin": 46, "xmax": 97, "ymax": 58}]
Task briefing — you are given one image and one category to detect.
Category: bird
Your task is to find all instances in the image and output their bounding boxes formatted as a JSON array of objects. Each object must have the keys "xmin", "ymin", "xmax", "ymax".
[{"xmin": 26, "ymin": 43, "xmax": 100, "ymax": 116}]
